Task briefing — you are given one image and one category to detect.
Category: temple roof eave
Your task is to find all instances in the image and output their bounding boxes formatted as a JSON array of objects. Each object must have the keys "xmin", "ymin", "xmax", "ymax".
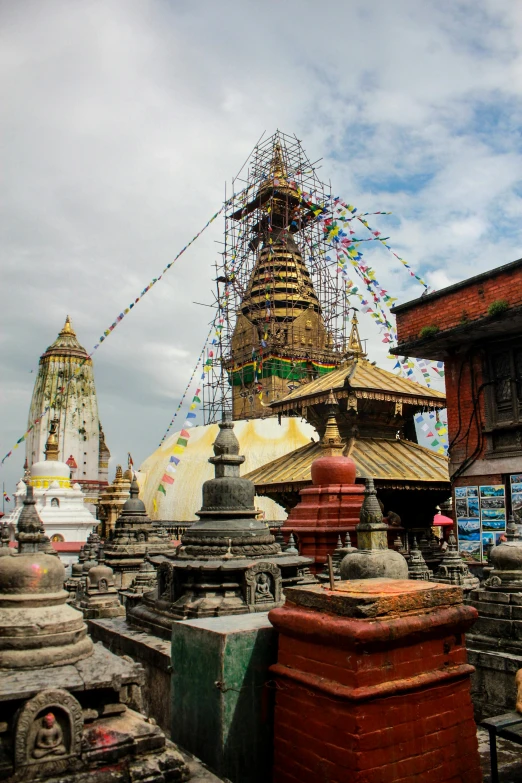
[
  {"xmin": 269, "ymin": 358, "xmax": 446, "ymax": 412},
  {"xmin": 244, "ymin": 437, "xmax": 450, "ymax": 489}
]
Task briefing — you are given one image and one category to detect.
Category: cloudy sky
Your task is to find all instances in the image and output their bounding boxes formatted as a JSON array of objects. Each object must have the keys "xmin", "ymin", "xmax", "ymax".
[{"xmin": 2, "ymin": 0, "xmax": 522, "ymax": 502}]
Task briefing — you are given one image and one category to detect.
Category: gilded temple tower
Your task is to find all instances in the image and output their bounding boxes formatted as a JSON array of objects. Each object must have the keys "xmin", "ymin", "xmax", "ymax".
[
  {"xmin": 25, "ymin": 316, "xmax": 110, "ymax": 509},
  {"xmin": 225, "ymin": 138, "xmax": 341, "ymax": 420}
]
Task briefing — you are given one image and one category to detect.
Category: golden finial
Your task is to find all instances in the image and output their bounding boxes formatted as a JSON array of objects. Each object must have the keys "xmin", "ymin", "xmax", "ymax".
[
  {"xmin": 44, "ymin": 418, "xmax": 60, "ymax": 461},
  {"xmin": 115, "ymin": 465, "xmax": 123, "ymax": 481},
  {"xmin": 60, "ymin": 315, "xmax": 76, "ymax": 337},
  {"xmin": 270, "ymin": 141, "xmax": 287, "ymax": 181},
  {"xmin": 321, "ymin": 391, "xmax": 344, "ymax": 456},
  {"xmin": 346, "ymin": 311, "xmax": 366, "ymax": 358}
]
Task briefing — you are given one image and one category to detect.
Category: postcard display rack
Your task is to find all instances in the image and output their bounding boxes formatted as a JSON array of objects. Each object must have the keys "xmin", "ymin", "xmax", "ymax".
[{"xmin": 456, "ymin": 474, "xmax": 522, "ymax": 562}]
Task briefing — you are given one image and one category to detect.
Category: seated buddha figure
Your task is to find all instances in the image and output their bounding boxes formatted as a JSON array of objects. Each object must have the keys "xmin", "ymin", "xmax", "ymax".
[{"xmin": 32, "ymin": 713, "xmax": 67, "ymax": 758}]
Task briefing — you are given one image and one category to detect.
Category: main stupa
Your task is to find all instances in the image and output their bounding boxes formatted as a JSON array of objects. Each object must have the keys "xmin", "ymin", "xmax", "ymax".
[
  {"xmin": 139, "ymin": 132, "xmax": 341, "ymax": 521},
  {"xmin": 140, "ymin": 131, "xmax": 449, "ymax": 532}
]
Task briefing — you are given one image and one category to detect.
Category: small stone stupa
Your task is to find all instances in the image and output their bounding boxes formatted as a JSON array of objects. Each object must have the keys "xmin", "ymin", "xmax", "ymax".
[
  {"xmin": 432, "ymin": 531, "xmax": 479, "ymax": 593},
  {"xmin": 340, "ymin": 477, "xmax": 408, "ymax": 580},
  {"xmin": 0, "ymin": 486, "xmax": 190, "ymax": 782},
  {"xmin": 128, "ymin": 413, "xmax": 315, "ymax": 637},
  {"xmin": 119, "ymin": 552, "xmax": 158, "ymax": 612},
  {"xmin": 407, "ymin": 537, "xmax": 432, "ymax": 581},
  {"xmin": 73, "ymin": 551, "xmax": 126, "ymax": 620},
  {"xmin": 104, "ymin": 477, "xmax": 177, "ymax": 589},
  {"xmin": 482, "ymin": 516, "xmax": 522, "ymax": 591}
]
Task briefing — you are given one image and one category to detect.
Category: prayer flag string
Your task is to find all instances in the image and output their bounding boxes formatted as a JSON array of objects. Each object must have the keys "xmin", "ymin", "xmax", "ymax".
[
  {"xmin": 0, "ymin": 187, "xmax": 256, "ymax": 467},
  {"xmin": 155, "ymin": 312, "xmax": 225, "ymax": 499}
]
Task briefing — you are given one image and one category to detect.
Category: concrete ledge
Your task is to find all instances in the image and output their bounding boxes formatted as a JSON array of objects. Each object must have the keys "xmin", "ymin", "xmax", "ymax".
[{"xmin": 89, "ymin": 617, "xmax": 172, "ymax": 734}]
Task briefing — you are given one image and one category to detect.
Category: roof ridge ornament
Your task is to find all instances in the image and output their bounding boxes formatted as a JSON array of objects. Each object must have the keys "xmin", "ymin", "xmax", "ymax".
[
  {"xmin": 346, "ymin": 310, "xmax": 366, "ymax": 359},
  {"xmin": 321, "ymin": 391, "xmax": 344, "ymax": 456}
]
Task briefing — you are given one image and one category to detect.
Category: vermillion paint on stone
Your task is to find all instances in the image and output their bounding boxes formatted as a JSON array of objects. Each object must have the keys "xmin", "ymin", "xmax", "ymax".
[{"xmin": 269, "ymin": 578, "xmax": 482, "ymax": 783}]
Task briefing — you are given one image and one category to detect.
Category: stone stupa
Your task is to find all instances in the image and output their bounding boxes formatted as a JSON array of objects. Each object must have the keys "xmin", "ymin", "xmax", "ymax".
[
  {"xmin": 119, "ymin": 552, "xmax": 158, "ymax": 612},
  {"xmin": 432, "ymin": 531, "xmax": 479, "ymax": 593},
  {"xmin": 340, "ymin": 477, "xmax": 408, "ymax": 580},
  {"xmin": 407, "ymin": 537, "xmax": 432, "ymax": 581},
  {"xmin": 104, "ymin": 477, "xmax": 177, "ymax": 589},
  {"xmin": 128, "ymin": 413, "xmax": 315, "ymax": 638},
  {"xmin": 0, "ymin": 485, "xmax": 190, "ymax": 782}
]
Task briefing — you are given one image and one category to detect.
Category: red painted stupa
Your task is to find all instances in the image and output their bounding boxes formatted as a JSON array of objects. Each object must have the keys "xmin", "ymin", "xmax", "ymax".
[{"xmin": 283, "ymin": 392, "xmax": 365, "ymax": 573}]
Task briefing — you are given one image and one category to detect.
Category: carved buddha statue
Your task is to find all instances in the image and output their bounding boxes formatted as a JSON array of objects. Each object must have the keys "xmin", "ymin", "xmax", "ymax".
[{"xmin": 33, "ymin": 713, "xmax": 66, "ymax": 758}]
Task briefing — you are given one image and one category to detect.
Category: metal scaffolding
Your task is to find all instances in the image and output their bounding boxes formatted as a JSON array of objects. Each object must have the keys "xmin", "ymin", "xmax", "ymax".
[{"xmin": 202, "ymin": 130, "xmax": 348, "ymax": 424}]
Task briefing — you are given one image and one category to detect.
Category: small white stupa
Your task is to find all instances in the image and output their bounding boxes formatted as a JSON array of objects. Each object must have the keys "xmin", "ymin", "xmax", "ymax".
[{"xmin": 6, "ymin": 420, "xmax": 97, "ymax": 566}]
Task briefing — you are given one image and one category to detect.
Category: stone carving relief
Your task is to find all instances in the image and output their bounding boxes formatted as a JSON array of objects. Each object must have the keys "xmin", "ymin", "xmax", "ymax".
[
  {"xmin": 158, "ymin": 564, "xmax": 173, "ymax": 601},
  {"xmin": 244, "ymin": 561, "xmax": 282, "ymax": 607},
  {"xmin": 15, "ymin": 689, "xmax": 83, "ymax": 774}
]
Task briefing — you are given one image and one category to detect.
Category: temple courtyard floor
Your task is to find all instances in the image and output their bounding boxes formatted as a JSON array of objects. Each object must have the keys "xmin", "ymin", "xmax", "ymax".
[{"xmin": 479, "ymin": 728, "xmax": 522, "ymax": 782}]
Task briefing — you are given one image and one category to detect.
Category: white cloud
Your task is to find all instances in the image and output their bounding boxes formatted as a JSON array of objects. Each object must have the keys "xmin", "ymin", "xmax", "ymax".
[{"xmin": 1, "ymin": 0, "xmax": 522, "ymax": 500}]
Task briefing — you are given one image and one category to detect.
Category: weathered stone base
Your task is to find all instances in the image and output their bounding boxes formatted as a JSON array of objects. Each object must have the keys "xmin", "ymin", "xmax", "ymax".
[
  {"xmin": 466, "ymin": 586, "xmax": 522, "ymax": 720},
  {"xmin": 171, "ymin": 613, "xmax": 277, "ymax": 783},
  {"xmin": 88, "ymin": 618, "xmax": 172, "ymax": 735},
  {"xmin": 0, "ymin": 643, "xmax": 190, "ymax": 783},
  {"xmin": 467, "ymin": 646, "xmax": 522, "ymax": 721}
]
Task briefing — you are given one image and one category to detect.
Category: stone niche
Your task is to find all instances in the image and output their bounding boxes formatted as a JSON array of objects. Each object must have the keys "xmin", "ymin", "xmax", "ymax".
[{"xmin": 14, "ymin": 689, "xmax": 83, "ymax": 776}]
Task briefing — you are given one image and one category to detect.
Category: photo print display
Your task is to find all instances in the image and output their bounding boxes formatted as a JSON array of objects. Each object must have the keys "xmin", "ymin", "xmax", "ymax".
[
  {"xmin": 511, "ymin": 474, "xmax": 522, "ymax": 526},
  {"xmin": 455, "ymin": 484, "xmax": 507, "ymax": 561}
]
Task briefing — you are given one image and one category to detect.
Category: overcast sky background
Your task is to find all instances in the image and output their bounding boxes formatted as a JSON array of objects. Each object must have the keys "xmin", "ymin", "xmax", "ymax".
[{"xmin": 2, "ymin": 0, "xmax": 522, "ymax": 503}]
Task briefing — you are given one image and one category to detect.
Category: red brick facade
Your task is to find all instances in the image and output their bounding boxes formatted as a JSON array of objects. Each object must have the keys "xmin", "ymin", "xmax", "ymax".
[
  {"xmin": 393, "ymin": 259, "xmax": 522, "ymax": 486},
  {"xmin": 395, "ymin": 260, "xmax": 522, "ymax": 347}
]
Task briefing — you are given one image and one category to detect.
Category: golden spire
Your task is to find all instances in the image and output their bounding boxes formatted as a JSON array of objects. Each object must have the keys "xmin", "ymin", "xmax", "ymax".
[
  {"xmin": 321, "ymin": 391, "xmax": 344, "ymax": 456},
  {"xmin": 346, "ymin": 311, "xmax": 366, "ymax": 358},
  {"xmin": 60, "ymin": 315, "xmax": 76, "ymax": 337},
  {"xmin": 270, "ymin": 141, "xmax": 287, "ymax": 180},
  {"xmin": 44, "ymin": 418, "xmax": 60, "ymax": 461}
]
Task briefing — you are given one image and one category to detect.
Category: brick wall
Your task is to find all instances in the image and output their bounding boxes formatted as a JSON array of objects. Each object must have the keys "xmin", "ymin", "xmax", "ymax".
[
  {"xmin": 445, "ymin": 352, "xmax": 487, "ymax": 467},
  {"xmin": 395, "ymin": 262, "xmax": 522, "ymax": 345}
]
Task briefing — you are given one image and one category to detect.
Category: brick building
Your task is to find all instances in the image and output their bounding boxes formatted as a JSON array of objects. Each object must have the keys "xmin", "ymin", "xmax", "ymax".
[{"xmin": 392, "ymin": 257, "xmax": 522, "ymax": 563}]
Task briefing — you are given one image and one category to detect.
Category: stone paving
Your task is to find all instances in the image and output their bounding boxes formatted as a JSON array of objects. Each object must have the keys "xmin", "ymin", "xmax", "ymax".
[{"xmin": 479, "ymin": 727, "xmax": 522, "ymax": 782}]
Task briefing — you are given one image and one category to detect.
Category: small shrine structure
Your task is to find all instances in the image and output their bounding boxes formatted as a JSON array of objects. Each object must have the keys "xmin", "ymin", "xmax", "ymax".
[
  {"xmin": 245, "ymin": 313, "xmax": 450, "ymax": 527},
  {"xmin": 128, "ymin": 414, "xmax": 315, "ymax": 638},
  {"xmin": 103, "ymin": 477, "xmax": 177, "ymax": 588}
]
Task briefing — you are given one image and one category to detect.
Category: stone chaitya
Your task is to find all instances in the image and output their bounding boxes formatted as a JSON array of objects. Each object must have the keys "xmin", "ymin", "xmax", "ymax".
[
  {"xmin": 340, "ymin": 477, "xmax": 408, "ymax": 580},
  {"xmin": 104, "ymin": 477, "xmax": 177, "ymax": 589},
  {"xmin": 0, "ymin": 485, "xmax": 191, "ymax": 782},
  {"xmin": 128, "ymin": 414, "xmax": 315, "ymax": 637},
  {"xmin": 407, "ymin": 537, "xmax": 432, "ymax": 581},
  {"xmin": 119, "ymin": 552, "xmax": 158, "ymax": 612},
  {"xmin": 73, "ymin": 550, "xmax": 126, "ymax": 620},
  {"xmin": 432, "ymin": 531, "xmax": 479, "ymax": 593}
]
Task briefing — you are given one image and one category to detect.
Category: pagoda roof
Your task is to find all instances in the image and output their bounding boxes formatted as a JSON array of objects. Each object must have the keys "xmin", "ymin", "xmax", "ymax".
[
  {"xmin": 245, "ymin": 436, "xmax": 449, "ymax": 492},
  {"xmin": 270, "ymin": 356, "xmax": 446, "ymax": 412}
]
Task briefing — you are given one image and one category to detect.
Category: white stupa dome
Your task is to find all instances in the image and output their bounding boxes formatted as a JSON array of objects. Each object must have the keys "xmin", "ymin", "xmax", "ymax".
[
  {"xmin": 139, "ymin": 416, "xmax": 317, "ymax": 522},
  {"xmin": 30, "ymin": 459, "xmax": 71, "ymax": 490}
]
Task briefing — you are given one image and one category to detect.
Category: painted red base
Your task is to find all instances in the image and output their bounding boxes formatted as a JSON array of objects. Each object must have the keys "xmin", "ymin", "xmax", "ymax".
[
  {"xmin": 283, "ymin": 474, "xmax": 365, "ymax": 573},
  {"xmin": 269, "ymin": 581, "xmax": 482, "ymax": 783}
]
